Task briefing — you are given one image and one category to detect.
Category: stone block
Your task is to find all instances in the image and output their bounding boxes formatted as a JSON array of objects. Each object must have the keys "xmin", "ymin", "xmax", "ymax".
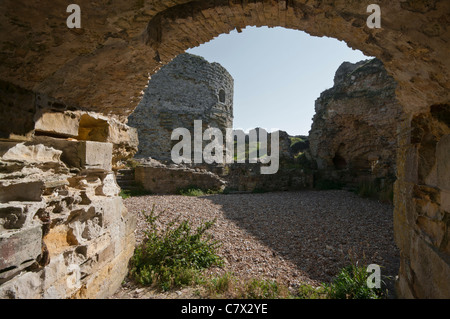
[
  {"xmin": 85, "ymin": 232, "xmax": 110, "ymax": 260},
  {"xmin": 436, "ymin": 134, "xmax": 450, "ymax": 190},
  {"xmin": 43, "ymin": 224, "xmax": 73, "ymax": 258},
  {"xmin": 77, "ymin": 113, "xmax": 109, "ymax": 141},
  {"xmin": 0, "ymin": 141, "xmax": 20, "ymax": 157},
  {"xmin": 67, "ymin": 207, "xmax": 104, "ymax": 245},
  {"xmin": 95, "ymin": 197, "xmax": 123, "ymax": 228},
  {"xmin": 410, "ymin": 233, "xmax": 450, "ymax": 298},
  {"xmin": 0, "ymin": 270, "xmax": 43, "ymax": 299},
  {"xmin": 41, "ymin": 254, "xmax": 66, "ymax": 293},
  {"xmin": 80, "ymin": 112, "xmax": 139, "ymax": 147},
  {"xmin": 34, "ymin": 111, "xmax": 80, "ymax": 137},
  {"xmin": 28, "ymin": 137, "xmax": 113, "ymax": 171},
  {"xmin": 403, "ymin": 145, "xmax": 419, "ymax": 184},
  {"xmin": 441, "ymin": 190, "xmax": 450, "ymax": 213},
  {"xmin": 75, "ymin": 112, "xmax": 138, "ymax": 168},
  {"xmin": 1, "ymin": 143, "xmax": 62, "ymax": 163},
  {"xmin": 0, "ymin": 224, "xmax": 42, "ymax": 282},
  {"xmin": 109, "ymin": 124, "xmax": 139, "ymax": 148},
  {"xmin": 78, "ymin": 141, "xmax": 113, "ymax": 171},
  {"xmin": 416, "ymin": 216, "xmax": 446, "ymax": 247},
  {"xmin": 0, "ymin": 206, "xmax": 27, "ymax": 230},
  {"xmin": 70, "ymin": 233, "xmax": 135, "ymax": 299},
  {"xmin": 0, "ymin": 181, "xmax": 44, "ymax": 203},
  {"xmin": 95, "ymin": 173, "xmax": 120, "ymax": 197},
  {"xmin": 29, "ymin": 136, "xmax": 81, "ymax": 169},
  {"xmin": 135, "ymin": 165, "xmax": 225, "ymax": 194}
]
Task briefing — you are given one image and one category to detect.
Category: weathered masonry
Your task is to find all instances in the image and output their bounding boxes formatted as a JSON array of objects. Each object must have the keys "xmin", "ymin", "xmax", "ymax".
[
  {"xmin": 308, "ymin": 58, "xmax": 402, "ymax": 189},
  {"xmin": 129, "ymin": 53, "xmax": 233, "ymax": 161},
  {"xmin": 0, "ymin": 1, "xmax": 449, "ymax": 298}
]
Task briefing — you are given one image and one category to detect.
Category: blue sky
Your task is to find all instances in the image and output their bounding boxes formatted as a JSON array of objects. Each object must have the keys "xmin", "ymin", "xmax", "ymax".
[{"xmin": 186, "ymin": 26, "xmax": 370, "ymax": 136}]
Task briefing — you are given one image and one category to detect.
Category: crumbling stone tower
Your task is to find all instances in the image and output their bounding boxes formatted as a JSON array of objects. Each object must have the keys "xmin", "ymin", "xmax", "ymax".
[{"xmin": 129, "ymin": 53, "xmax": 234, "ymax": 161}]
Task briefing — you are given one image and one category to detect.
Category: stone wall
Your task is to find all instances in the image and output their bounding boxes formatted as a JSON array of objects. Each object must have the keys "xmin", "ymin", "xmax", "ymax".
[
  {"xmin": 133, "ymin": 129, "xmax": 313, "ymax": 195},
  {"xmin": 129, "ymin": 53, "xmax": 233, "ymax": 161},
  {"xmin": 306, "ymin": 58, "xmax": 450, "ymax": 298},
  {"xmin": 221, "ymin": 130, "xmax": 314, "ymax": 192},
  {"xmin": 224, "ymin": 163, "xmax": 313, "ymax": 193},
  {"xmin": 394, "ymin": 105, "xmax": 450, "ymax": 298},
  {"xmin": 308, "ymin": 58, "xmax": 403, "ymax": 189},
  {"xmin": 0, "ymin": 93, "xmax": 137, "ymax": 298},
  {"xmin": 134, "ymin": 158, "xmax": 226, "ymax": 194},
  {"xmin": 33, "ymin": 109, "xmax": 139, "ymax": 171},
  {"xmin": 0, "ymin": 142, "xmax": 136, "ymax": 298}
]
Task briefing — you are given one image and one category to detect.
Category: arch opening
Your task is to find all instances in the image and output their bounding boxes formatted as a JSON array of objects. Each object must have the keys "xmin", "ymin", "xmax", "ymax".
[{"xmin": 126, "ymin": 25, "xmax": 402, "ymax": 296}]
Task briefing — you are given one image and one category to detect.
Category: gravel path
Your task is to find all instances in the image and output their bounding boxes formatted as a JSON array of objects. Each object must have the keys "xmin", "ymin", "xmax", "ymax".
[{"xmin": 111, "ymin": 190, "xmax": 399, "ymax": 298}]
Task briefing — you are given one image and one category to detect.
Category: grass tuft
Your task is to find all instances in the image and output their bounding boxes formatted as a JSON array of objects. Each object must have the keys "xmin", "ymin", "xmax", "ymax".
[
  {"xmin": 129, "ymin": 206, "xmax": 223, "ymax": 291},
  {"xmin": 325, "ymin": 262, "xmax": 387, "ymax": 299}
]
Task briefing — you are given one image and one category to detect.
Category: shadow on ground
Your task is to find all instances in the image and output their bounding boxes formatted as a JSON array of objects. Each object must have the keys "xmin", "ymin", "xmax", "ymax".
[{"xmin": 203, "ymin": 190, "xmax": 400, "ymax": 293}]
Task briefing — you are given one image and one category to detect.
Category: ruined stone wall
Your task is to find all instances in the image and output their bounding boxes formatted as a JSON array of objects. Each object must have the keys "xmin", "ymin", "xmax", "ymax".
[
  {"xmin": 394, "ymin": 105, "xmax": 450, "ymax": 298},
  {"xmin": 308, "ymin": 58, "xmax": 403, "ymax": 187},
  {"xmin": 129, "ymin": 53, "xmax": 233, "ymax": 161},
  {"xmin": 224, "ymin": 163, "xmax": 313, "ymax": 193},
  {"xmin": 135, "ymin": 161, "xmax": 226, "ymax": 195},
  {"xmin": 0, "ymin": 92, "xmax": 137, "ymax": 298},
  {"xmin": 0, "ymin": 142, "xmax": 136, "ymax": 298},
  {"xmin": 221, "ymin": 130, "xmax": 314, "ymax": 192},
  {"xmin": 131, "ymin": 129, "xmax": 312, "ymax": 194}
]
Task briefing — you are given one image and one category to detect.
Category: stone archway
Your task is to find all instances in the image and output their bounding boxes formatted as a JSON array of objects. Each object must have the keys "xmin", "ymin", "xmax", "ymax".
[{"xmin": 0, "ymin": 0, "xmax": 449, "ymax": 298}]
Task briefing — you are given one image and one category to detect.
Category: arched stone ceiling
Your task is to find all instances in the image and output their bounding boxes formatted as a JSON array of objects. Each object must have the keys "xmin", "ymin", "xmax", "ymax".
[{"xmin": 0, "ymin": 0, "xmax": 449, "ymax": 120}]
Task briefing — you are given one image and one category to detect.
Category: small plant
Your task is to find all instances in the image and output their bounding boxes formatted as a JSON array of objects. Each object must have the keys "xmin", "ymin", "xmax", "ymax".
[
  {"xmin": 325, "ymin": 262, "xmax": 385, "ymax": 299},
  {"xmin": 129, "ymin": 206, "xmax": 223, "ymax": 291},
  {"xmin": 177, "ymin": 186, "xmax": 223, "ymax": 196},
  {"xmin": 203, "ymin": 274, "xmax": 295, "ymax": 299},
  {"xmin": 205, "ymin": 272, "xmax": 235, "ymax": 297},
  {"xmin": 240, "ymin": 279, "xmax": 284, "ymax": 299},
  {"xmin": 178, "ymin": 187, "xmax": 205, "ymax": 196},
  {"xmin": 119, "ymin": 187, "xmax": 153, "ymax": 199},
  {"xmin": 125, "ymin": 158, "xmax": 140, "ymax": 169},
  {"xmin": 356, "ymin": 178, "xmax": 394, "ymax": 203},
  {"xmin": 289, "ymin": 136, "xmax": 305, "ymax": 147},
  {"xmin": 295, "ymin": 284, "xmax": 328, "ymax": 299}
]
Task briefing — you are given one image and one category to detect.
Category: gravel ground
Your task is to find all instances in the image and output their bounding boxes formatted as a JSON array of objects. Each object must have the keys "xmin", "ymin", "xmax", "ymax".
[{"xmin": 111, "ymin": 190, "xmax": 399, "ymax": 299}]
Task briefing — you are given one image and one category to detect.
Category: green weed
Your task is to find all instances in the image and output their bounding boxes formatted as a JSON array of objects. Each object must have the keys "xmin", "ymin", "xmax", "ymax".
[
  {"xmin": 119, "ymin": 187, "xmax": 153, "ymax": 199},
  {"xmin": 129, "ymin": 206, "xmax": 223, "ymax": 291},
  {"xmin": 325, "ymin": 262, "xmax": 386, "ymax": 299}
]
